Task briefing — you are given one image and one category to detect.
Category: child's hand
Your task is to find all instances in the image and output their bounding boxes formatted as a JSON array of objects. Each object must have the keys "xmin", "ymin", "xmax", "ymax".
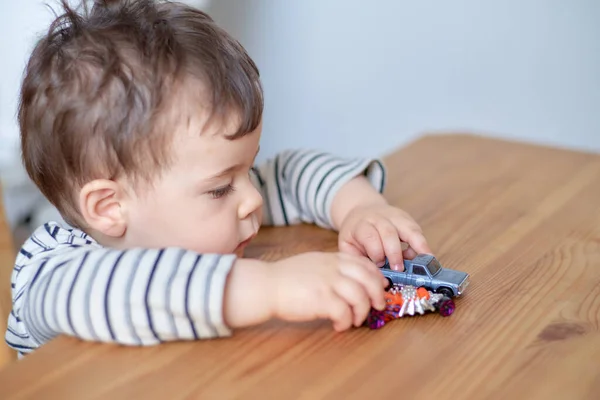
[
  {"xmin": 330, "ymin": 175, "xmax": 432, "ymax": 271},
  {"xmin": 337, "ymin": 203, "xmax": 432, "ymax": 271},
  {"xmin": 269, "ymin": 252, "xmax": 387, "ymax": 331}
]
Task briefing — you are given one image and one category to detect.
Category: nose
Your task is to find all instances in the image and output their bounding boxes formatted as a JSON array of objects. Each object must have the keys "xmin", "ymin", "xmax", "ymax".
[{"xmin": 238, "ymin": 182, "xmax": 263, "ymax": 220}]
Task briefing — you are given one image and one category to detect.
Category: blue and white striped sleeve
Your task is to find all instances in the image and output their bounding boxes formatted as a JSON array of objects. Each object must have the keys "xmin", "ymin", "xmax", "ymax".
[
  {"xmin": 6, "ymin": 226, "xmax": 235, "ymax": 355},
  {"xmin": 250, "ymin": 149, "xmax": 386, "ymax": 229}
]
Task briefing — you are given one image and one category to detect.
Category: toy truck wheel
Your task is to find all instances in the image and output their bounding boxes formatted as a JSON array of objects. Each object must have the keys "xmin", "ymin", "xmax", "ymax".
[
  {"xmin": 437, "ymin": 297, "xmax": 455, "ymax": 317},
  {"xmin": 436, "ymin": 287, "xmax": 454, "ymax": 298}
]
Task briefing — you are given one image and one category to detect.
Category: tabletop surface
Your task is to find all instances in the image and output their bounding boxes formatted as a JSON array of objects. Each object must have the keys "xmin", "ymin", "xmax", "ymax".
[
  {"xmin": 0, "ymin": 185, "xmax": 16, "ymax": 366},
  {"xmin": 0, "ymin": 134, "xmax": 599, "ymax": 399}
]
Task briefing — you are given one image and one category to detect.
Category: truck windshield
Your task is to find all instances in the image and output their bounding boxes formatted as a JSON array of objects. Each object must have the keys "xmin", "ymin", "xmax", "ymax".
[{"xmin": 427, "ymin": 259, "xmax": 441, "ymax": 275}]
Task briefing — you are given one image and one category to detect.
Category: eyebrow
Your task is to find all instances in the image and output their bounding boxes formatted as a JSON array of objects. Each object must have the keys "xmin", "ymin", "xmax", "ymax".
[{"xmin": 206, "ymin": 146, "xmax": 260, "ymax": 181}]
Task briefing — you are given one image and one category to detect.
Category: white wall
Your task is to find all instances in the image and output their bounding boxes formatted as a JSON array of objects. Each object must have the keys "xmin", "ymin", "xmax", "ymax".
[
  {"xmin": 207, "ymin": 0, "xmax": 600, "ymax": 162},
  {"xmin": 0, "ymin": 1, "xmax": 58, "ymax": 227},
  {"xmin": 2, "ymin": 0, "xmax": 600, "ymax": 228}
]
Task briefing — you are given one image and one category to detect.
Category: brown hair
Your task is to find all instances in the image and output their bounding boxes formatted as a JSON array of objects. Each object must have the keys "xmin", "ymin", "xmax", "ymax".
[{"xmin": 19, "ymin": 0, "xmax": 263, "ymax": 226}]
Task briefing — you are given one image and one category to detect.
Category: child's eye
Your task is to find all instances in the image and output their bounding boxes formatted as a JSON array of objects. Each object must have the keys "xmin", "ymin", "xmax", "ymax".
[{"xmin": 209, "ymin": 184, "xmax": 235, "ymax": 199}]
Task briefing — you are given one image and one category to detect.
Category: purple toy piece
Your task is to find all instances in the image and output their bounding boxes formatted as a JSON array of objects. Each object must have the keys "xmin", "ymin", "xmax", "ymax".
[
  {"xmin": 366, "ymin": 305, "xmax": 401, "ymax": 329},
  {"xmin": 366, "ymin": 311, "xmax": 386, "ymax": 330},
  {"xmin": 365, "ymin": 284, "xmax": 458, "ymax": 330},
  {"xmin": 437, "ymin": 297, "xmax": 455, "ymax": 317}
]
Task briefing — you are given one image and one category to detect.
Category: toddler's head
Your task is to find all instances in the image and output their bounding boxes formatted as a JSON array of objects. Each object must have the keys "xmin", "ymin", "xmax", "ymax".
[{"xmin": 19, "ymin": 0, "xmax": 264, "ymax": 256}]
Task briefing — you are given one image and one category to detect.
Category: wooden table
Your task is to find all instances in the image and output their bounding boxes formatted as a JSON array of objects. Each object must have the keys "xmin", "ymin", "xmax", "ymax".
[
  {"xmin": 1, "ymin": 134, "xmax": 599, "ymax": 399},
  {"xmin": 0, "ymin": 185, "xmax": 16, "ymax": 367}
]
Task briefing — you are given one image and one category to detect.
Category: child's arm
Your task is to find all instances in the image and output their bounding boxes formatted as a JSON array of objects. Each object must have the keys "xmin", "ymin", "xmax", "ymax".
[
  {"xmin": 6, "ymin": 223, "xmax": 386, "ymax": 355},
  {"xmin": 8, "ymin": 240, "xmax": 236, "ymax": 354},
  {"xmin": 250, "ymin": 149, "xmax": 385, "ymax": 229},
  {"xmin": 223, "ymin": 251, "xmax": 386, "ymax": 331},
  {"xmin": 250, "ymin": 149, "xmax": 432, "ymax": 269}
]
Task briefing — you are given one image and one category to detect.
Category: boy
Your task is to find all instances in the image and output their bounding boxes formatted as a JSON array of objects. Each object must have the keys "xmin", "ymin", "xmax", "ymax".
[{"xmin": 6, "ymin": 0, "xmax": 431, "ymax": 357}]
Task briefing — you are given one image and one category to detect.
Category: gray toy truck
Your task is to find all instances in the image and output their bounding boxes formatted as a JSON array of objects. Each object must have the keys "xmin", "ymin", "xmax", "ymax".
[{"xmin": 380, "ymin": 254, "xmax": 470, "ymax": 298}]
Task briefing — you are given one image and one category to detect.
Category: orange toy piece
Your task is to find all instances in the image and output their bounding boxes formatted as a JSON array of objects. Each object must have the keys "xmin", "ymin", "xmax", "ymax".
[
  {"xmin": 385, "ymin": 291, "xmax": 404, "ymax": 306},
  {"xmin": 416, "ymin": 287, "xmax": 430, "ymax": 300},
  {"xmin": 366, "ymin": 284, "xmax": 456, "ymax": 329}
]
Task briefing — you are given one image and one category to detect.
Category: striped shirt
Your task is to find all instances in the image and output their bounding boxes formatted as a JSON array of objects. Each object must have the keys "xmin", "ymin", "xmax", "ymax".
[{"xmin": 5, "ymin": 149, "xmax": 385, "ymax": 356}]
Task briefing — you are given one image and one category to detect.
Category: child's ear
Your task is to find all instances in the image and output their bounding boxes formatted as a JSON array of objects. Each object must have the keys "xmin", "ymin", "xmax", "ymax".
[{"xmin": 79, "ymin": 179, "xmax": 127, "ymax": 237}]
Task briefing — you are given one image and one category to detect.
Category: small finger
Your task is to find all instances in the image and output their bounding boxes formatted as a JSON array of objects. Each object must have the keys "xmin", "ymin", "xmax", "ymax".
[
  {"xmin": 376, "ymin": 220, "xmax": 405, "ymax": 271},
  {"xmin": 333, "ymin": 277, "xmax": 372, "ymax": 327},
  {"xmin": 403, "ymin": 247, "xmax": 418, "ymax": 260},
  {"xmin": 406, "ymin": 231, "xmax": 432, "ymax": 255},
  {"xmin": 325, "ymin": 294, "xmax": 354, "ymax": 332},
  {"xmin": 338, "ymin": 261, "xmax": 386, "ymax": 311},
  {"xmin": 354, "ymin": 223, "xmax": 386, "ymax": 266},
  {"xmin": 395, "ymin": 220, "xmax": 432, "ymax": 255},
  {"xmin": 338, "ymin": 242, "xmax": 383, "ymax": 276}
]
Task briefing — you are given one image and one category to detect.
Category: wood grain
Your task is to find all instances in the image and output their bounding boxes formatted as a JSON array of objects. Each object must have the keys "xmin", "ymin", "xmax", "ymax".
[
  {"xmin": 0, "ymin": 185, "xmax": 17, "ymax": 368},
  {"xmin": 1, "ymin": 134, "xmax": 599, "ymax": 399}
]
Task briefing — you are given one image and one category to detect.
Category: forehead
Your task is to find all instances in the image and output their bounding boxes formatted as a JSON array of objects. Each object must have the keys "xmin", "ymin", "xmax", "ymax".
[
  {"xmin": 171, "ymin": 114, "xmax": 262, "ymax": 176},
  {"xmin": 162, "ymin": 78, "xmax": 261, "ymax": 170},
  {"xmin": 173, "ymin": 74, "xmax": 262, "ymax": 139}
]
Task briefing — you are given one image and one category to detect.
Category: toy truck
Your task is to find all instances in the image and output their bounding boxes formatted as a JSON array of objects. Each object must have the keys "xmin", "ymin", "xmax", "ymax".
[{"xmin": 380, "ymin": 254, "xmax": 470, "ymax": 298}]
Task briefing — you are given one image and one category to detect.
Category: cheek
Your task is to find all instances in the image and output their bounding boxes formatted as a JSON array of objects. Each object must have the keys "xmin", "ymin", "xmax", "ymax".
[
  {"xmin": 128, "ymin": 197, "xmax": 170, "ymax": 231},
  {"xmin": 255, "ymin": 207, "xmax": 263, "ymax": 226},
  {"xmin": 177, "ymin": 200, "xmax": 240, "ymax": 253},
  {"xmin": 126, "ymin": 175, "xmax": 247, "ymax": 254}
]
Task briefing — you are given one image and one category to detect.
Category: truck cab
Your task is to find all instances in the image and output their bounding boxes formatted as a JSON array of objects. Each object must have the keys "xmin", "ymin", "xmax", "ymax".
[{"xmin": 380, "ymin": 254, "xmax": 470, "ymax": 297}]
